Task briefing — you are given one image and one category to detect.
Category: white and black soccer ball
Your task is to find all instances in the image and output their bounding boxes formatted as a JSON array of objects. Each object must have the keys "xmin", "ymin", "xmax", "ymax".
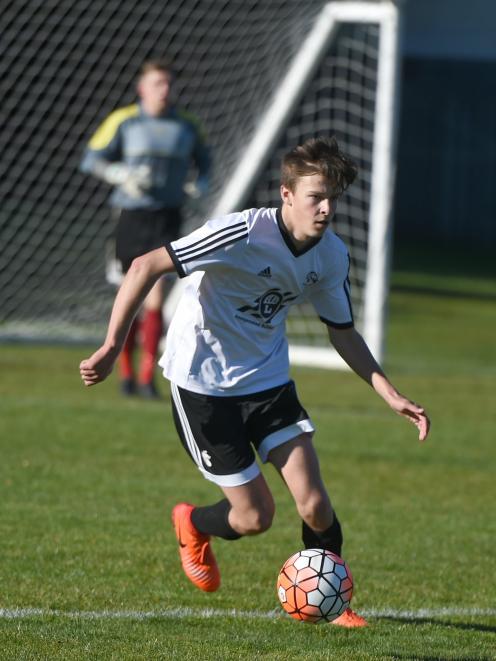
[{"xmin": 277, "ymin": 548, "xmax": 353, "ymax": 623}]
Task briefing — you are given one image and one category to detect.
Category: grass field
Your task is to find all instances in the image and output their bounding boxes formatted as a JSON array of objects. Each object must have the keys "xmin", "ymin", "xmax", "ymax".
[{"xmin": 1, "ymin": 245, "xmax": 495, "ymax": 660}]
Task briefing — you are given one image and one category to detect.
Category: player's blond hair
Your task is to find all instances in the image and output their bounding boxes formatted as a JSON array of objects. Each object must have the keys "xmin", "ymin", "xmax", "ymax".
[{"xmin": 281, "ymin": 136, "xmax": 357, "ymax": 195}]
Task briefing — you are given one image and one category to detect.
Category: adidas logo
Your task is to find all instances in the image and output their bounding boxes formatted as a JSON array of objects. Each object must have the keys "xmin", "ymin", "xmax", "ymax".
[{"xmin": 257, "ymin": 266, "xmax": 272, "ymax": 278}]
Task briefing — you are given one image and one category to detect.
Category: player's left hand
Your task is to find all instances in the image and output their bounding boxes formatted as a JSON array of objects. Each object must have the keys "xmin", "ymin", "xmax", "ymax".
[
  {"xmin": 387, "ymin": 393, "xmax": 430, "ymax": 442},
  {"xmin": 79, "ymin": 345, "xmax": 119, "ymax": 386},
  {"xmin": 183, "ymin": 175, "xmax": 209, "ymax": 199}
]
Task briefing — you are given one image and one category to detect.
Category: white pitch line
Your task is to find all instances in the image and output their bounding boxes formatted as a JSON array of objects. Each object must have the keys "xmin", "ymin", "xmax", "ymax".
[
  {"xmin": 0, "ymin": 607, "xmax": 280, "ymax": 621},
  {"xmin": 0, "ymin": 606, "xmax": 495, "ymax": 621}
]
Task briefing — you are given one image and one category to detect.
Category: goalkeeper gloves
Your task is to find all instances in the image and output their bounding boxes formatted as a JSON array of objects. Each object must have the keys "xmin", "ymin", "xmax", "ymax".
[
  {"xmin": 102, "ymin": 163, "xmax": 152, "ymax": 198},
  {"xmin": 183, "ymin": 175, "xmax": 209, "ymax": 199}
]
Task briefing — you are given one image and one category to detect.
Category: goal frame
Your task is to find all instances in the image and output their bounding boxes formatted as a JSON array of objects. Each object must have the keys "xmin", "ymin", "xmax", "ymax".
[{"xmin": 208, "ymin": 0, "xmax": 402, "ymax": 369}]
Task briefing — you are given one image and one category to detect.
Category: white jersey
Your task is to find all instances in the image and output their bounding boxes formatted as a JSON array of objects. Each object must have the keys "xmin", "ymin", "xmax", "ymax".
[{"xmin": 159, "ymin": 207, "xmax": 353, "ymax": 396}]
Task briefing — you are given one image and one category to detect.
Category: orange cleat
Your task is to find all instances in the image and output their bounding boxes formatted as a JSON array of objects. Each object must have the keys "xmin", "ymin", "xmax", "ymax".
[
  {"xmin": 171, "ymin": 503, "xmax": 220, "ymax": 592},
  {"xmin": 331, "ymin": 607, "xmax": 368, "ymax": 628}
]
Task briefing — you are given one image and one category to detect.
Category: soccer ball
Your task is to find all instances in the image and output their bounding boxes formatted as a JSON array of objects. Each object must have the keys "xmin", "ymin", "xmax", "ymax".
[{"xmin": 276, "ymin": 548, "xmax": 353, "ymax": 623}]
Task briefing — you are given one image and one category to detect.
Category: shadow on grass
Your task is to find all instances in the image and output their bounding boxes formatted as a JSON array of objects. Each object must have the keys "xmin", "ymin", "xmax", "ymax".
[
  {"xmin": 379, "ymin": 615, "xmax": 496, "ymax": 635},
  {"xmin": 378, "ymin": 615, "xmax": 496, "ymax": 659}
]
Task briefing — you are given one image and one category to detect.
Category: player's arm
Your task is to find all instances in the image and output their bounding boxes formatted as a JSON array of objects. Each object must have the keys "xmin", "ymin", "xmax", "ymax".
[
  {"xmin": 181, "ymin": 111, "xmax": 212, "ymax": 198},
  {"xmin": 79, "ymin": 247, "xmax": 174, "ymax": 387},
  {"xmin": 327, "ymin": 326, "xmax": 430, "ymax": 441},
  {"xmin": 192, "ymin": 136, "xmax": 211, "ymax": 196}
]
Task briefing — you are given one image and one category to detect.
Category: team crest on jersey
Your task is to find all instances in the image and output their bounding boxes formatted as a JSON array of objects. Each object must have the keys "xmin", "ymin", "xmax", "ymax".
[
  {"xmin": 236, "ymin": 288, "xmax": 298, "ymax": 326},
  {"xmin": 304, "ymin": 271, "xmax": 319, "ymax": 285}
]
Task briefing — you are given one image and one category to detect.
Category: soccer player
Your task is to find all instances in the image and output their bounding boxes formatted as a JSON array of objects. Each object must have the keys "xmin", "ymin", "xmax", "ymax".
[
  {"xmin": 80, "ymin": 136, "xmax": 430, "ymax": 627},
  {"xmin": 80, "ymin": 59, "xmax": 211, "ymax": 398}
]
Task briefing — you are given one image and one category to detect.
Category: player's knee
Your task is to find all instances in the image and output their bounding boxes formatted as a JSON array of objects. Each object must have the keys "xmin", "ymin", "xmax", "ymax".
[{"xmin": 297, "ymin": 490, "xmax": 332, "ymax": 530}]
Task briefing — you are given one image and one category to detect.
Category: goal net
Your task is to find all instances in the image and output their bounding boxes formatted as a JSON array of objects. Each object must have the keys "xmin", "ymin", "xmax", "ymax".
[{"xmin": 0, "ymin": 0, "xmax": 400, "ymax": 366}]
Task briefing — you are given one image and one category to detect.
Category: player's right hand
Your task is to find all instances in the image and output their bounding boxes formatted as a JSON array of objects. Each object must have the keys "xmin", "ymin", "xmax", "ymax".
[
  {"xmin": 183, "ymin": 175, "xmax": 209, "ymax": 199},
  {"xmin": 122, "ymin": 164, "xmax": 152, "ymax": 198},
  {"xmin": 103, "ymin": 163, "xmax": 151, "ymax": 198},
  {"xmin": 79, "ymin": 345, "xmax": 119, "ymax": 386}
]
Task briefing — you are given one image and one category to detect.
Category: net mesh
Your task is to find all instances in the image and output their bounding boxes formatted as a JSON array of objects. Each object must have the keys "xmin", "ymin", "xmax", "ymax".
[
  {"xmin": 249, "ymin": 22, "xmax": 379, "ymax": 346},
  {"xmin": 1, "ymin": 1, "xmax": 382, "ymax": 345}
]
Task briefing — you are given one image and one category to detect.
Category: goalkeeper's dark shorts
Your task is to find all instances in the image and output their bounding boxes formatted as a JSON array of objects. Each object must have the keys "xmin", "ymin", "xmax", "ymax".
[
  {"xmin": 115, "ymin": 207, "xmax": 183, "ymax": 273},
  {"xmin": 170, "ymin": 380, "xmax": 315, "ymax": 487}
]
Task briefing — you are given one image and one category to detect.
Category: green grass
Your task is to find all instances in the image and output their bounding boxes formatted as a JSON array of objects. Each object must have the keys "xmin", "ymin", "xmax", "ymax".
[{"xmin": 1, "ymin": 247, "xmax": 495, "ymax": 660}]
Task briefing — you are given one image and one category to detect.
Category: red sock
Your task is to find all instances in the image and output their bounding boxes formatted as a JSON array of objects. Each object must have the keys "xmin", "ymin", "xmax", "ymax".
[
  {"xmin": 139, "ymin": 309, "xmax": 163, "ymax": 385},
  {"xmin": 119, "ymin": 317, "xmax": 139, "ymax": 380}
]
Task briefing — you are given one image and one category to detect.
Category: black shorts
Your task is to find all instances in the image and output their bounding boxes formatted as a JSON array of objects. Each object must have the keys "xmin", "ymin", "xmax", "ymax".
[
  {"xmin": 170, "ymin": 381, "xmax": 315, "ymax": 487},
  {"xmin": 115, "ymin": 207, "xmax": 183, "ymax": 273}
]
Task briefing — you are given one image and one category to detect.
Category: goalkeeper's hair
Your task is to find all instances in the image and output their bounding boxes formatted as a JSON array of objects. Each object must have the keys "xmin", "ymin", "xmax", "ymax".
[
  {"xmin": 139, "ymin": 58, "xmax": 175, "ymax": 78},
  {"xmin": 281, "ymin": 136, "xmax": 357, "ymax": 195}
]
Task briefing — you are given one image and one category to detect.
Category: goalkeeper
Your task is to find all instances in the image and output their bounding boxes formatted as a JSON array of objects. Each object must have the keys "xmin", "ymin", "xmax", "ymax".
[
  {"xmin": 80, "ymin": 136, "xmax": 430, "ymax": 627},
  {"xmin": 80, "ymin": 59, "xmax": 211, "ymax": 398}
]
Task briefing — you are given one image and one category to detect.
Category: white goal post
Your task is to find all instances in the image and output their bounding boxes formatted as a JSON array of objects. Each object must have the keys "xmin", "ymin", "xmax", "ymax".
[{"xmin": 166, "ymin": 1, "xmax": 402, "ymax": 369}]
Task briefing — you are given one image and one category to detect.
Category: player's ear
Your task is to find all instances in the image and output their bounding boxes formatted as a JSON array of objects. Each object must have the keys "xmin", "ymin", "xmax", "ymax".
[
  {"xmin": 280, "ymin": 184, "xmax": 291, "ymax": 205},
  {"xmin": 137, "ymin": 71, "xmax": 147, "ymax": 99}
]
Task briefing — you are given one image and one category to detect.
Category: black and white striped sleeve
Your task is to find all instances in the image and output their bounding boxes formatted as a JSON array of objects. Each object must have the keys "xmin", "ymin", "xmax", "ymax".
[
  {"xmin": 165, "ymin": 213, "xmax": 249, "ymax": 277},
  {"xmin": 307, "ymin": 252, "xmax": 354, "ymax": 329}
]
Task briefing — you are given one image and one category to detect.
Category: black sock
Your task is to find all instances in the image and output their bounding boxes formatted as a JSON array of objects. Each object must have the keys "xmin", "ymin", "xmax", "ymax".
[
  {"xmin": 302, "ymin": 513, "xmax": 343, "ymax": 557},
  {"xmin": 191, "ymin": 499, "xmax": 242, "ymax": 540}
]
